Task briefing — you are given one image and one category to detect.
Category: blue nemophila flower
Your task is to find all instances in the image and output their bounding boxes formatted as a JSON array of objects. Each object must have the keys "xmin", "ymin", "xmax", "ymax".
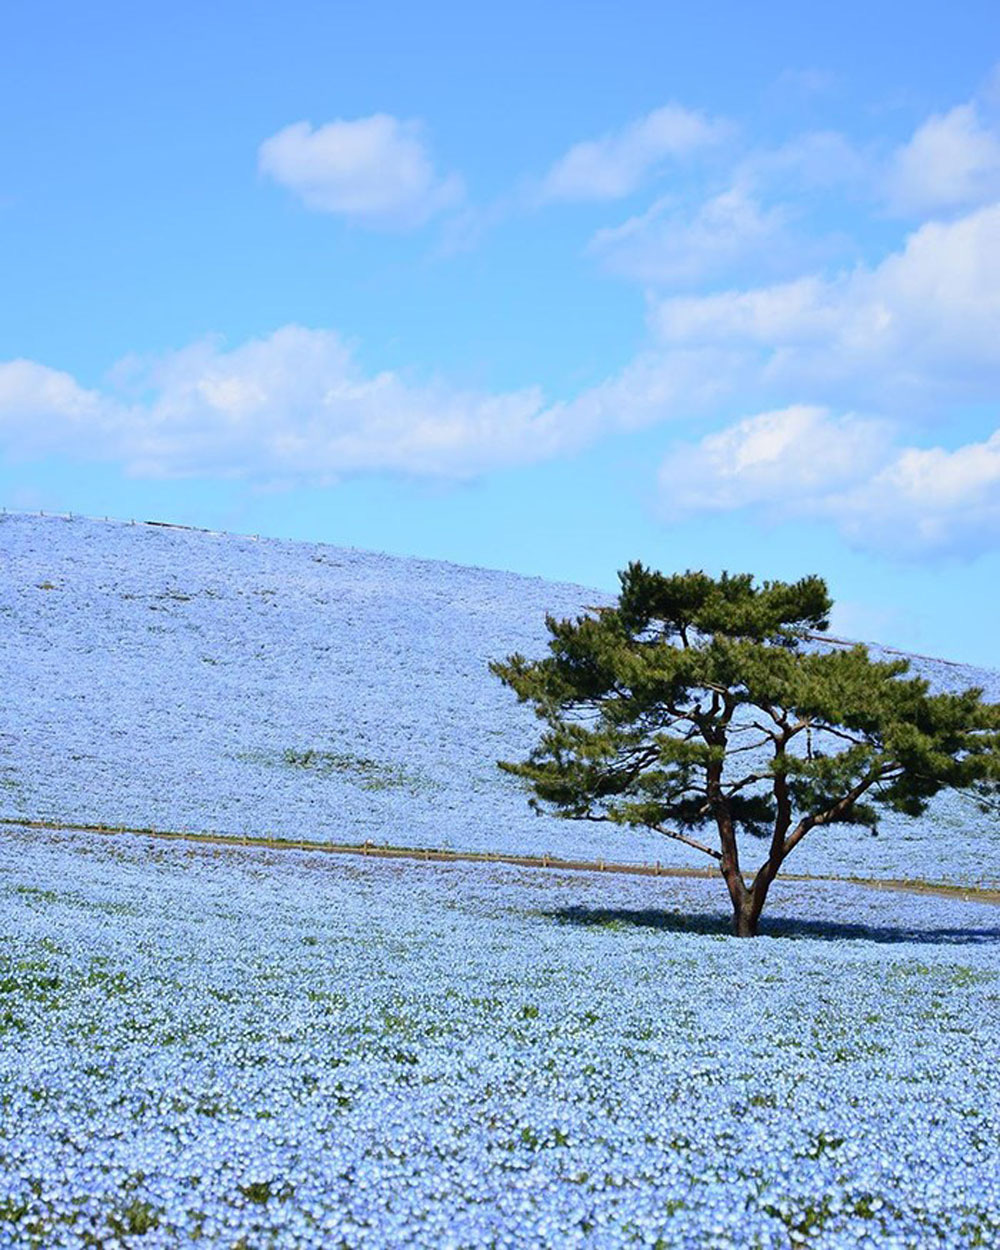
[
  {"xmin": 2, "ymin": 511, "xmax": 998, "ymax": 887},
  {"xmin": 1, "ymin": 829, "xmax": 998, "ymax": 1246}
]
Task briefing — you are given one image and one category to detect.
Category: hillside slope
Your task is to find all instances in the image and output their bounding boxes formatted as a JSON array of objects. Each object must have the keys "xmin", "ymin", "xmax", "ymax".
[{"xmin": 2, "ymin": 513, "xmax": 997, "ymax": 884}]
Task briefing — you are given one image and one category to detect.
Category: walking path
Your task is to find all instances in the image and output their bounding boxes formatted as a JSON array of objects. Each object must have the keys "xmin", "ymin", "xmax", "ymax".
[{"xmin": 3, "ymin": 815, "xmax": 998, "ymax": 905}]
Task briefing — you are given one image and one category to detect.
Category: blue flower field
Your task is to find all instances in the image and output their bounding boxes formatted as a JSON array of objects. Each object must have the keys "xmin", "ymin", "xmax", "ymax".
[
  {"xmin": 2, "ymin": 513, "xmax": 998, "ymax": 885},
  {"xmin": 1, "ymin": 826, "xmax": 999, "ymax": 1248},
  {"xmin": 2, "ymin": 512, "xmax": 999, "ymax": 1247}
]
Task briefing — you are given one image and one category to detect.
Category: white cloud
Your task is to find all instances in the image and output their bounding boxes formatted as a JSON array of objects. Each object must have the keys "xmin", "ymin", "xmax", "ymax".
[
  {"xmin": 658, "ymin": 405, "xmax": 1000, "ymax": 558},
  {"xmin": 3, "ymin": 310, "xmax": 999, "ymax": 562},
  {"xmin": 0, "ymin": 360, "xmax": 109, "ymax": 457},
  {"xmin": 0, "ymin": 328, "xmax": 578, "ymax": 481},
  {"xmin": 641, "ymin": 198, "xmax": 1000, "ymax": 557},
  {"xmin": 5, "ymin": 187, "xmax": 1000, "ymax": 560},
  {"xmin": 0, "ymin": 322, "xmax": 749, "ymax": 487},
  {"xmin": 887, "ymin": 103, "xmax": 1000, "ymax": 214},
  {"xmin": 4, "ymin": 207, "xmax": 999, "ymax": 500},
  {"xmin": 539, "ymin": 105, "xmax": 726, "ymax": 202},
  {"xmin": 740, "ymin": 130, "xmax": 868, "ymax": 193},
  {"xmin": 844, "ymin": 431, "xmax": 1000, "ymax": 556},
  {"xmin": 258, "ymin": 115, "xmax": 463, "ymax": 227},
  {"xmin": 650, "ymin": 202, "xmax": 1000, "ymax": 413},
  {"xmin": 0, "ymin": 359, "xmax": 101, "ymax": 421},
  {"xmin": 658, "ymin": 406, "xmax": 894, "ymax": 514},
  {"xmin": 583, "ymin": 127, "xmax": 869, "ymax": 286},
  {"xmin": 589, "ymin": 184, "xmax": 789, "ymax": 283}
]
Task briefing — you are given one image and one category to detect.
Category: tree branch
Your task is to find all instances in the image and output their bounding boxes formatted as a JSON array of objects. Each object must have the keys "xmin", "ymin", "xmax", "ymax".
[
  {"xmin": 811, "ymin": 722, "xmax": 875, "ymax": 749},
  {"xmin": 724, "ymin": 771, "xmax": 772, "ymax": 796},
  {"xmin": 724, "ymin": 738, "xmax": 777, "ymax": 758},
  {"xmin": 758, "ymin": 700, "xmax": 789, "ymax": 731},
  {"xmin": 759, "ymin": 744, "xmax": 793, "ymax": 878},
  {"xmin": 652, "ymin": 824, "xmax": 722, "ymax": 861},
  {"xmin": 781, "ymin": 762, "xmax": 899, "ymax": 858}
]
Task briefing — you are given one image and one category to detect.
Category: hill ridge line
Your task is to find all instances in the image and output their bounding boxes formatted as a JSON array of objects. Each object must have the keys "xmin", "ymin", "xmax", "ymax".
[
  {"xmin": 0, "ymin": 508, "xmax": 599, "ymax": 595},
  {"xmin": 5, "ymin": 509, "xmax": 990, "ymax": 673},
  {"xmin": 3, "ymin": 816, "xmax": 997, "ymax": 906}
]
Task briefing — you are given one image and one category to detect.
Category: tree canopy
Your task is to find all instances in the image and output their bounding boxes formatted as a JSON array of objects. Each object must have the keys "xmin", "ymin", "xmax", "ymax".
[{"xmin": 491, "ymin": 563, "xmax": 1000, "ymax": 936}]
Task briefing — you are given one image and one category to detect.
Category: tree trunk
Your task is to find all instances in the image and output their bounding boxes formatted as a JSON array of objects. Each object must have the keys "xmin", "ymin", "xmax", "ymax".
[
  {"xmin": 720, "ymin": 859, "xmax": 754, "ymax": 937},
  {"xmin": 738, "ymin": 851, "xmax": 784, "ymax": 938},
  {"xmin": 732, "ymin": 894, "xmax": 762, "ymax": 937},
  {"xmin": 713, "ymin": 790, "xmax": 751, "ymax": 938}
]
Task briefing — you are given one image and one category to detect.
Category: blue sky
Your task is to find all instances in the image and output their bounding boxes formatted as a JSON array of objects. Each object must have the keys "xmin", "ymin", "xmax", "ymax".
[{"xmin": 3, "ymin": 0, "xmax": 1000, "ymax": 665}]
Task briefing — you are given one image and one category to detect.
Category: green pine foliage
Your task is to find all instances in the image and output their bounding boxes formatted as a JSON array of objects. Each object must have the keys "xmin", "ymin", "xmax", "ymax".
[{"xmin": 491, "ymin": 563, "xmax": 1000, "ymax": 935}]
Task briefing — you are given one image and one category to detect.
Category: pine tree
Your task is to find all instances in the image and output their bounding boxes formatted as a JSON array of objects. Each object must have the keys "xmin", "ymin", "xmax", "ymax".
[{"xmin": 491, "ymin": 563, "xmax": 1000, "ymax": 936}]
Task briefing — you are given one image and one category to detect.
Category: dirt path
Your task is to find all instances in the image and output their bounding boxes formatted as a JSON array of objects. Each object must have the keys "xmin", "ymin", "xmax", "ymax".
[{"xmin": 3, "ymin": 815, "xmax": 998, "ymax": 906}]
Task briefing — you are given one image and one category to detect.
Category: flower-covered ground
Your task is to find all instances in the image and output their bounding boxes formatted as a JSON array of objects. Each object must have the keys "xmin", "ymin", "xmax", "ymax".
[
  {"xmin": 3, "ymin": 512, "xmax": 999, "ymax": 1246},
  {"xmin": 2, "ymin": 512, "xmax": 998, "ymax": 885},
  {"xmin": 2, "ymin": 826, "xmax": 999, "ymax": 1248}
]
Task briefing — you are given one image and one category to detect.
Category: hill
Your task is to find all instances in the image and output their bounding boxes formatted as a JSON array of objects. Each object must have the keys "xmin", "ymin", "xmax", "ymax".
[{"xmin": 2, "ymin": 512, "xmax": 997, "ymax": 885}]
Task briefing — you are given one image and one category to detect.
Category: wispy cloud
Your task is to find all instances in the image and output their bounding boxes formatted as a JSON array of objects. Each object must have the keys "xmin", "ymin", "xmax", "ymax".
[
  {"xmin": 771, "ymin": 67, "xmax": 838, "ymax": 98},
  {"xmin": 537, "ymin": 105, "xmax": 727, "ymax": 202},
  {"xmin": 589, "ymin": 184, "xmax": 791, "ymax": 283},
  {"xmin": 886, "ymin": 102, "xmax": 1000, "ymax": 215},
  {"xmin": 582, "ymin": 125, "xmax": 870, "ymax": 287},
  {"xmin": 258, "ymin": 115, "xmax": 463, "ymax": 228},
  {"xmin": 739, "ymin": 130, "xmax": 868, "ymax": 193}
]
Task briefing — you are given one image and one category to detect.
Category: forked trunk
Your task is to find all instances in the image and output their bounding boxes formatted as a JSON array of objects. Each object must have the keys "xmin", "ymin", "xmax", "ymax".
[
  {"xmin": 720, "ymin": 860, "xmax": 758, "ymax": 937},
  {"xmin": 715, "ymin": 793, "xmax": 773, "ymax": 938},
  {"xmin": 733, "ymin": 866, "xmax": 777, "ymax": 937}
]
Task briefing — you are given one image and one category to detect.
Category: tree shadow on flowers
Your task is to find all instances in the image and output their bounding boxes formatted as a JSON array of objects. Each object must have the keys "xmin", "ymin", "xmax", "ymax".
[{"xmin": 546, "ymin": 905, "xmax": 1000, "ymax": 946}]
